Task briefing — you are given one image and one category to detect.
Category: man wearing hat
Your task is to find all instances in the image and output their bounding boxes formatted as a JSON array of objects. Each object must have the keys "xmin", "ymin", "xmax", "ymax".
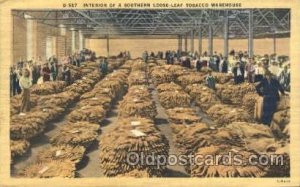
[
  {"xmin": 232, "ymin": 62, "xmax": 245, "ymax": 84},
  {"xmin": 256, "ymin": 70, "xmax": 285, "ymax": 125}
]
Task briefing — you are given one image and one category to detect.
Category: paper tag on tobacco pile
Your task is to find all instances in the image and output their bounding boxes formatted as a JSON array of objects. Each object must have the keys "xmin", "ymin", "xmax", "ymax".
[
  {"xmin": 42, "ymin": 108, "xmax": 48, "ymax": 112},
  {"xmin": 82, "ymin": 76, "xmax": 87, "ymax": 80},
  {"xmin": 91, "ymin": 97, "xmax": 98, "ymax": 100},
  {"xmin": 231, "ymin": 148, "xmax": 239, "ymax": 153},
  {"xmin": 131, "ymin": 121, "xmax": 141, "ymax": 126},
  {"xmin": 55, "ymin": 150, "xmax": 63, "ymax": 157},
  {"xmin": 70, "ymin": 130, "xmax": 80, "ymax": 134},
  {"xmin": 131, "ymin": 129, "xmax": 146, "ymax": 137},
  {"xmin": 38, "ymin": 166, "xmax": 49, "ymax": 174}
]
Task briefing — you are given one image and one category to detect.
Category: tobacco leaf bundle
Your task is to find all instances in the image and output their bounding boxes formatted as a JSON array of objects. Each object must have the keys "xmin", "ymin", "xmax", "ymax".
[
  {"xmin": 50, "ymin": 122, "xmax": 100, "ymax": 148},
  {"xmin": 118, "ymin": 97, "xmax": 157, "ymax": 120},
  {"xmin": 99, "ymin": 118, "xmax": 169, "ymax": 177},
  {"xmin": 125, "ymin": 85, "xmax": 152, "ymax": 99},
  {"xmin": 185, "ymin": 85, "xmax": 221, "ymax": 112},
  {"xmin": 76, "ymin": 96, "xmax": 112, "ymax": 111},
  {"xmin": 131, "ymin": 60, "xmax": 147, "ymax": 71},
  {"xmin": 270, "ymin": 109, "xmax": 290, "ymax": 138},
  {"xmin": 191, "ymin": 145, "xmax": 267, "ymax": 177},
  {"xmin": 80, "ymin": 87, "xmax": 115, "ymax": 100},
  {"xmin": 216, "ymin": 83, "xmax": 256, "ymax": 105},
  {"xmin": 36, "ymin": 145, "xmax": 85, "ymax": 164},
  {"xmin": 266, "ymin": 143, "xmax": 290, "ymax": 177},
  {"xmin": 161, "ymin": 65, "xmax": 190, "ymax": 78},
  {"xmin": 172, "ymin": 123, "xmax": 245, "ymax": 173},
  {"xmin": 31, "ymin": 81, "xmax": 66, "ymax": 95},
  {"xmin": 158, "ymin": 91, "xmax": 191, "ymax": 109},
  {"xmin": 177, "ymin": 73, "xmax": 205, "ymax": 88},
  {"xmin": 11, "ymin": 139, "xmax": 30, "ymax": 158},
  {"xmin": 19, "ymin": 160, "xmax": 76, "ymax": 178},
  {"xmin": 166, "ymin": 107, "xmax": 202, "ymax": 124},
  {"xmin": 67, "ymin": 105, "xmax": 106, "ymax": 124},
  {"xmin": 63, "ymin": 81, "xmax": 93, "ymax": 95},
  {"xmin": 276, "ymin": 95, "xmax": 290, "ymax": 111},
  {"xmin": 207, "ymin": 104, "xmax": 254, "ymax": 126},
  {"xmin": 10, "ymin": 113, "xmax": 46, "ymax": 139},
  {"xmin": 38, "ymin": 91, "xmax": 80, "ymax": 107},
  {"xmin": 128, "ymin": 70, "xmax": 148, "ymax": 86},
  {"xmin": 96, "ymin": 79, "xmax": 124, "ymax": 97},
  {"xmin": 156, "ymin": 82, "xmax": 183, "ymax": 93},
  {"xmin": 226, "ymin": 122, "xmax": 275, "ymax": 153},
  {"xmin": 150, "ymin": 68, "xmax": 173, "ymax": 86},
  {"xmin": 211, "ymin": 72, "xmax": 233, "ymax": 84},
  {"xmin": 242, "ymin": 93, "xmax": 260, "ymax": 116},
  {"xmin": 84, "ymin": 70, "xmax": 102, "ymax": 81}
]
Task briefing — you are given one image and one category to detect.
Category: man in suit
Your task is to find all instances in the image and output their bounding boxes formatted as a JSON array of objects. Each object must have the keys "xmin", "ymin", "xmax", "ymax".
[
  {"xmin": 256, "ymin": 70, "xmax": 285, "ymax": 125},
  {"xmin": 232, "ymin": 62, "xmax": 245, "ymax": 84}
]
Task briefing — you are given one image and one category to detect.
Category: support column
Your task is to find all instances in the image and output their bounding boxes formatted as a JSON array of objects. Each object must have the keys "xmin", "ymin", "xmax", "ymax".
[
  {"xmin": 190, "ymin": 30, "xmax": 194, "ymax": 53},
  {"xmin": 178, "ymin": 35, "xmax": 182, "ymax": 52},
  {"xmin": 71, "ymin": 30, "xmax": 76, "ymax": 54},
  {"xmin": 184, "ymin": 33, "xmax": 188, "ymax": 52},
  {"xmin": 248, "ymin": 10, "xmax": 254, "ymax": 58},
  {"xmin": 198, "ymin": 29, "xmax": 202, "ymax": 56},
  {"xmin": 106, "ymin": 34, "xmax": 110, "ymax": 57},
  {"xmin": 224, "ymin": 10, "xmax": 229, "ymax": 57},
  {"xmin": 208, "ymin": 24, "xmax": 213, "ymax": 56},
  {"xmin": 272, "ymin": 9, "xmax": 276, "ymax": 56},
  {"xmin": 79, "ymin": 31, "xmax": 84, "ymax": 51}
]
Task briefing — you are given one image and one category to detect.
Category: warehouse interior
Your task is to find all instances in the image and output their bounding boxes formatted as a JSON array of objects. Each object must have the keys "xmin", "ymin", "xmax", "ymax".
[{"xmin": 11, "ymin": 9, "xmax": 290, "ymax": 178}]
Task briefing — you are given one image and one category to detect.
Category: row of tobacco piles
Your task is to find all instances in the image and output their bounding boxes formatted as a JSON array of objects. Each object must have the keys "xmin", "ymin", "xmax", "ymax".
[
  {"xmin": 11, "ymin": 57, "xmax": 290, "ymax": 178},
  {"xmin": 148, "ymin": 60, "xmax": 290, "ymax": 177},
  {"xmin": 99, "ymin": 60, "xmax": 169, "ymax": 177},
  {"xmin": 11, "ymin": 57, "xmax": 130, "ymax": 177}
]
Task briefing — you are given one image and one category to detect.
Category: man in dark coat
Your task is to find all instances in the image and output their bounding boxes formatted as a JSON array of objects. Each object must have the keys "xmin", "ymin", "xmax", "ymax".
[
  {"xmin": 196, "ymin": 59, "xmax": 202, "ymax": 72},
  {"xmin": 222, "ymin": 57, "xmax": 228, "ymax": 73},
  {"xmin": 256, "ymin": 70, "xmax": 285, "ymax": 125},
  {"xmin": 232, "ymin": 62, "xmax": 245, "ymax": 84}
]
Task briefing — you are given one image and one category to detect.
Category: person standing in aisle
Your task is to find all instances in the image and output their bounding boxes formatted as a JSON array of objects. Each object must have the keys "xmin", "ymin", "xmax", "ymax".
[
  {"xmin": 50, "ymin": 62, "xmax": 58, "ymax": 81},
  {"xmin": 278, "ymin": 64, "xmax": 290, "ymax": 92},
  {"xmin": 255, "ymin": 62, "xmax": 265, "ymax": 82},
  {"xmin": 19, "ymin": 69, "xmax": 32, "ymax": 113},
  {"xmin": 41, "ymin": 62, "xmax": 51, "ymax": 82},
  {"xmin": 256, "ymin": 70, "xmax": 285, "ymax": 125},
  {"xmin": 142, "ymin": 51, "xmax": 148, "ymax": 63},
  {"xmin": 232, "ymin": 62, "xmax": 245, "ymax": 84},
  {"xmin": 221, "ymin": 57, "xmax": 228, "ymax": 73},
  {"xmin": 205, "ymin": 69, "xmax": 216, "ymax": 90},
  {"xmin": 196, "ymin": 58, "xmax": 202, "ymax": 72},
  {"xmin": 62, "ymin": 64, "xmax": 71, "ymax": 85},
  {"xmin": 245, "ymin": 58, "xmax": 256, "ymax": 83},
  {"xmin": 99, "ymin": 58, "xmax": 108, "ymax": 75}
]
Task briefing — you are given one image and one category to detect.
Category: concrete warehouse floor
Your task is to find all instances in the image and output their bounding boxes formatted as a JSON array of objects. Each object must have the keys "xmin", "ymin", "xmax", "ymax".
[{"xmin": 12, "ymin": 84, "xmax": 215, "ymax": 178}]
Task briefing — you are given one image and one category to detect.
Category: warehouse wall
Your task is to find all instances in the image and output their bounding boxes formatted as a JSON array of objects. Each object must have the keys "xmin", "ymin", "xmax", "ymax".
[
  {"xmin": 13, "ymin": 16, "xmax": 27, "ymax": 63},
  {"xmin": 12, "ymin": 15, "xmax": 75, "ymax": 64},
  {"xmin": 85, "ymin": 38, "xmax": 290, "ymax": 58}
]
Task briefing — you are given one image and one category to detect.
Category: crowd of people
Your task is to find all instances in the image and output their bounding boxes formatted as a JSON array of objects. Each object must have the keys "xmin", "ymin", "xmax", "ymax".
[
  {"xmin": 11, "ymin": 47, "xmax": 290, "ymax": 126},
  {"xmin": 141, "ymin": 49, "xmax": 290, "ymax": 126},
  {"xmin": 10, "ymin": 48, "xmax": 98, "ymax": 104}
]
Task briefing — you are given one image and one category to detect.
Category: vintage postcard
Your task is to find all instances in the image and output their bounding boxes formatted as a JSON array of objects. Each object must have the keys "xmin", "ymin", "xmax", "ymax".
[{"xmin": 0, "ymin": 0, "xmax": 299, "ymax": 186}]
